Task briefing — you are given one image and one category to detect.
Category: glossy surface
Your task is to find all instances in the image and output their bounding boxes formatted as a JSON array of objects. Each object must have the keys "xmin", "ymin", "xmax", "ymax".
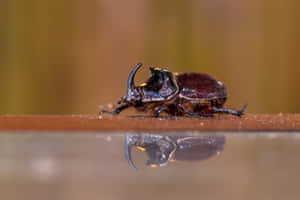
[
  {"xmin": 1, "ymin": 131, "xmax": 300, "ymax": 200},
  {"xmin": 177, "ymin": 72, "xmax": 227, "ymax": 99},
  {"xmin": 125, "ymin": 134, "xmax": 225, "ymax": 169}
]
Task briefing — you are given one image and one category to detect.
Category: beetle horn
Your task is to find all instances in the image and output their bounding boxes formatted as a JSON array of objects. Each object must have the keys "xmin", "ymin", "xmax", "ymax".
[
  {"xmin": 125, "ymin": 135, "xmax": 138, "ymax": 170},
  {"xmin": 126, "ymin": 63, "xmax": 143, "ymax": 99}
]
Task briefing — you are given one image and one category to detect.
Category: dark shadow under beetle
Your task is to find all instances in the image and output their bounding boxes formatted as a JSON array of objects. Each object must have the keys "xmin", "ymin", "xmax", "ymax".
[{"xmin": 100, "ymin": 63, "xmax": 247, "ymax": 117}]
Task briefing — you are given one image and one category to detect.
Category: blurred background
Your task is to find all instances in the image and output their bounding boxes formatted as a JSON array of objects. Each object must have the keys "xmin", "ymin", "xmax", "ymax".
[{"xmin": 0, "ymin": 0, "xmax": 299, "ymax": 115}]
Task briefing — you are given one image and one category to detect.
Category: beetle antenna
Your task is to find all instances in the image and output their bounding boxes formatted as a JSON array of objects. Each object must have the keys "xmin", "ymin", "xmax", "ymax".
[
  {"xmin": 126, "ymin": 63, "xmax": 143, "ymax": 99},
  {"xmin": 125, "ymin": 135, "xmax": 138, "ymax": 170}
]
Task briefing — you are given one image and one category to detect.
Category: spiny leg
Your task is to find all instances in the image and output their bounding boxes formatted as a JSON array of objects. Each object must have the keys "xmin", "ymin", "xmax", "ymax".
[
  {"xmin": 176, "ymin": 103, "xmax": 213, "ymax": 117},
  {"xmin": 212, "ymin": 104, "xmax": 247, "ymax": 117},
  {"xmin": 153, "ymin": 105, "xmax": 168, "ymax": 117},
  {"xmin": 99, "ymin": 104, "xmax": 130, "ymax": 115}
]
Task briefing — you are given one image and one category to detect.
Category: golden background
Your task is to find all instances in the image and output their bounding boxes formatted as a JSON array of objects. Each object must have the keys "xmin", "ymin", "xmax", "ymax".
[{"xmin": 1, "ymin": 0, "xmax": 299, "ymax": 114}]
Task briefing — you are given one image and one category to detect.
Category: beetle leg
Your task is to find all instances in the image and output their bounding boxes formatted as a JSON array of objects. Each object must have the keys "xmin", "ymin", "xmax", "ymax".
[
  {"xmin": 176, "ymin": 103, "xmax": 213, "ymax": 117},
  {"xmin": 154, "ymin": 105, "xmax": 168, "ymax": 117},
  {"xmin": 99, "ymin": 104, "xmax": 130, "ymax": 115},
  {"xmin": 116, "ymin": 96, "xmax": 126, "ymax": 104},
  {"xmin": 212, "ymin": 104, "xmax": 248, "ymax": 117}
]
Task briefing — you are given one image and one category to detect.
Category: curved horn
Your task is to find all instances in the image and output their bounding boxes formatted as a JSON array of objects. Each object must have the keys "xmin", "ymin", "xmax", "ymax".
[
  {"xmin": 125, "ymin": 135, "xmax": 138, "ymax": 170},
  {"xmin": 126, "ymin": 63, "xmax": 143, "ymax": 98}
]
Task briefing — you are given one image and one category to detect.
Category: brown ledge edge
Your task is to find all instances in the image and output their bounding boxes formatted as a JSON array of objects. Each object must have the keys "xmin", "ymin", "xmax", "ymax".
[{"xmin": 0, "ymin": 114, "xmax": 299, "ymax": 132}]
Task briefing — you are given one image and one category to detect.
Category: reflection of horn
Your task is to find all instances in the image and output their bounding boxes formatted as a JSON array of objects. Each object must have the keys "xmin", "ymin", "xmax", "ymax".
[
  {"xmin": 126, "ymin": 63, "xmax": 143, "ymax": 99},
  {"xmin": 125, "ymin": 135, "xmax": 138, "ymax": 170}
]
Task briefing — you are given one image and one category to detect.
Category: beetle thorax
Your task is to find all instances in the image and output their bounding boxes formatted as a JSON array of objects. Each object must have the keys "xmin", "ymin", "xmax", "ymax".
[{"xmin": 140, "ymin": 69, "xmax": 179, "ymax": 102}]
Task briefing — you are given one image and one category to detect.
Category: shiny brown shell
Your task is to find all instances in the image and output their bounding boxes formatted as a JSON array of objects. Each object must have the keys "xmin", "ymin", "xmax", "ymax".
[
  {"xmin": 176, "ymin": 72, "xmax": 227, "ymax": 100},
  {"xmin": 172, "ymin": 135, "xmax": 225, "ymax": 161}
]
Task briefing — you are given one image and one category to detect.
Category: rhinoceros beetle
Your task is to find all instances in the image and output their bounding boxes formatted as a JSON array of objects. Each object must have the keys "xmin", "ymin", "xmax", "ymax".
[
  {"xmin": 125, "ymin": 134, "xmax": 225, "ymax": 170},
  {"xmin": 100, "ymin": 63, "xmax": 247, "ymax": 117}
]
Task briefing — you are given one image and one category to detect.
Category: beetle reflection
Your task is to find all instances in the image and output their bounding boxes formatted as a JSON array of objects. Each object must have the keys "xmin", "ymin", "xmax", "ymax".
[{"xmin": 125, "ymin": 134, "xmax": 225, "ymax": 170}]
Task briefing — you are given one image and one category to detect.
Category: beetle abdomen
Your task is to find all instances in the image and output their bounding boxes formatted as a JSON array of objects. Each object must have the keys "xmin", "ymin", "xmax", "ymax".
[
  {"xmin": 176, "ymin": 72, "xmax": 227, "ymax": 100},
  {"xmin": 172, "ymin": 135, "xmax": 225, "ymax": 161}
]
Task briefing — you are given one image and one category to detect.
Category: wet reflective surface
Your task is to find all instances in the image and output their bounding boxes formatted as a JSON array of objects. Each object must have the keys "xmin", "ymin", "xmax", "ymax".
[
  {"xmin": 125, "ymin": 134, "xmax": 225, "ymax": 169},
  {"xmin": 1, "ymin": 132, "xmax": 300, "ymax": 200}
]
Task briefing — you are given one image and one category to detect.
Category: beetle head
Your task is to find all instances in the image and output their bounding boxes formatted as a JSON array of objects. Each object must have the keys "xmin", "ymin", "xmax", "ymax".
[
  {"xmin": 125, "ymin": 135, "xmax": 176, "ymax": 170},
  {"xmin": 124, "ymin": 63, "xmax": 179, "ymax": 104},
  {"xmin": 138, "ymin": 66, "xmax": 179, "ymax": 102},
  {"xmin": 148, "ymin": 67, "xmax": 166, "ymax": 91},
  {"xmin": 144, "ymin": 141, "xmax": 174, "ymax": 168}
]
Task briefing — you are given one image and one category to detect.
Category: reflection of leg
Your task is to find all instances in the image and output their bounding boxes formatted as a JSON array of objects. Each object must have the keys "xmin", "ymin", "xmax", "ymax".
[
  {"xmin": 154, "ymin": 106, "xmax": 168, "ymax": 117},
  {"xmin": 177, "ymin": 104, "xmax": 213, "ymax": 117},
  {"xmin": 99, "ymin": 104, "xmax": 130, "ymax": 115},
  {"xmin": 212, "ymin": 104, "xmax": 247, "ymax": 117}
]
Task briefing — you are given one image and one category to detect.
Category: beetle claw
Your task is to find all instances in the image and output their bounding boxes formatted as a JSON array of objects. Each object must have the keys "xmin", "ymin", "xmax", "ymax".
[
  {"xmin": 99, "ymin": 110, "xmax": 107, "ymax": 115},
  {"xmin": 99, "ymin": 104, "xmax": 130, "ymax": 116},
  {"xmin": 99, "ymin": 104, "xmax": 121, "ymax": 115},
  {"xmin": 116, "ymin": 96, "xmax": 126, "ymax": 104},
  {"xmin": 237, "ymin": 104, "xmax": 248, "ymax": 117},
  {"xmin": 99, "ymin": 110, "xmax": 118, "ymax": 115}
]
